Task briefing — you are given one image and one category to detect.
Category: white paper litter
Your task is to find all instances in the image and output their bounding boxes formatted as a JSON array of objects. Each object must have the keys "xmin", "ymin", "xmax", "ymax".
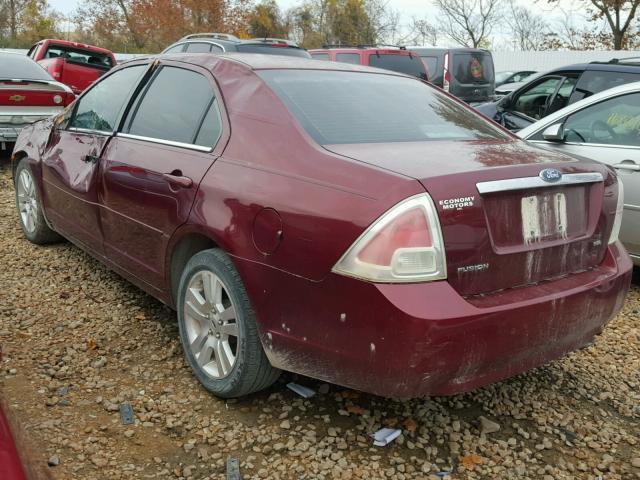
[
  {"xmin": 286, "ymin": 382, "xmax": 316, "ymax": 398},
  {"xmin": 372, "ymin": 428, "xmax": 401, "ymax": 446}
]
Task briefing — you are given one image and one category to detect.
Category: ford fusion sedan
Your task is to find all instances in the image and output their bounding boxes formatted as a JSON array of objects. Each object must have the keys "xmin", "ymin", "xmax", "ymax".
[
  {"xmin": 517, "ymin": 81, "xmax": 640, "ymax": 266},
  {"xmin": 11, "ymin": 53, "xmax": 631, "ymax": 399},
  {"xmin": 1, "ymin": 52, "xmax": 74, "ymax": 152}
]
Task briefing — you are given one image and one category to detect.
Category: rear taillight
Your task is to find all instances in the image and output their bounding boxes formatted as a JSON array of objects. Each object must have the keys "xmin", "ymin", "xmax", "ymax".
[
  {"xmin": 443, "ymin": 52, "xmax": 450, "ymax": 92},
  {"xmin": 63, "ymin": 92, "xmax": 75, "ymax": 106},
  {"xmin": 332, "ymin": 193, "xmax": 447, "ymax": 283},
  {"xmin": 609, "ymin": 178, "xmax": 624, "ymax": 244},
  {"xmin": 49, "ymin": 63, "xmax": 63, "ymax": 79}
]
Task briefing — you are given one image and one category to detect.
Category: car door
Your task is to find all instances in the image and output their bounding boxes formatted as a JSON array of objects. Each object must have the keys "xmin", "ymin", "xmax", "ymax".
[
  {"xmin": 41, "ymin": 64, "xmax": 148, "ymax": 254},
  {"xmin": 499, "ymin": 75, "xmax": 577, "ymax": 131},
  {"xmin": 529, "ymin": 91, "xmax": 640, "ymax": 259},
  {"xmin": 99, "ymin": 62, "xmax": 228, "ymax": 289}
]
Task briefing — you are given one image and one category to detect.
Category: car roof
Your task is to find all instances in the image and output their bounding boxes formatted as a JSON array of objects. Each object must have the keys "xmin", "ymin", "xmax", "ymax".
[
  {"xmin": 406, "ymin": 47, "xmax": 491, "ymax": 54},
  {"xmin": 38, "ymin": 39, "xmax": 114, "ymax": 55},
  {"xmin": 547, "ymin": 62, "xmax": 640, "ymax": 74},
  {"xmin": 517, "ymin": 80, "xmax": 640, "ymax": 139},
  {"xmin": 135, "ymin": 52, "xmax": 413, "ymax": 77}
]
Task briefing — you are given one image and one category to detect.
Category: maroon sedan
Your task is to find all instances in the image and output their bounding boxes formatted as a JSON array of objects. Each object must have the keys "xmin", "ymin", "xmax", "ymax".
[{"xmin": 11, "ymin": 54, "xmax": 631, "ymax": 399}]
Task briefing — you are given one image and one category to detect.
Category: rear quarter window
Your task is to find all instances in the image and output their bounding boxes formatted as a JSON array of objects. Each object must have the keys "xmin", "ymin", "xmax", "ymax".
[
  {"xmin": 311, "ymin": 53, "xmax": 330, "ymax": 61},
  {"xmin": 259, "ymin": 70, "xmax": 508, "ymax": 145}
]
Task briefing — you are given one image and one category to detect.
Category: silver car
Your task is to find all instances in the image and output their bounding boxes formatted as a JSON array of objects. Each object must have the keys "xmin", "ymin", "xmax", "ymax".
[{"xmin": 517, "ymin": 81, "xmax": 640, "ymax": 264}]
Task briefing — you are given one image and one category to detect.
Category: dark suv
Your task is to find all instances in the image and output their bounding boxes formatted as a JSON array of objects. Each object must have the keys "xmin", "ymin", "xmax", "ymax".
[
  {"xmin": 407, "ymin": 47, "xmax": 495, "ymax": 103},
  {"xmin": 475, "ymin": 59, "xmax": 640, "ymax": 131},
  {"xmin": 162, "ymin": 33, "xmax": 311, "ymax": 58},
  {"xmin": 309, "ymin": 46, "xmax": 429, "ymax": 80}
]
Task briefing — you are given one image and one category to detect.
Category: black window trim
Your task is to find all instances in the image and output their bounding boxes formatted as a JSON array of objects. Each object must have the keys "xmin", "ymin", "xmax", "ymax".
[{"xmin": 119, "ymin": 64, "xmax": 220, "ymax": 152}]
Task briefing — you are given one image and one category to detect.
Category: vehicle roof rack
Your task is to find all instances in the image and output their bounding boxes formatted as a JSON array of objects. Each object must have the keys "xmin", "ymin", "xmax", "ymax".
[
  {"xmin": 591, "ymin": 56, "xmax": 640, "ymax": 65},
  {"xmin": 181, "ymin": 33, "xmax": 239, "ymax": 42},
  {"xmin": 321, "ymin": 44, "xmax": 406, "ymax": 50},
  {"xmin": 246, "ymin": 37, "xmax": 299, "ymax": 47}
]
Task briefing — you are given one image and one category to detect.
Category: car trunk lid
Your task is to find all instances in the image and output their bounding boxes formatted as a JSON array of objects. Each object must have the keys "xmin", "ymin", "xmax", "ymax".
[{"xmin": 325, "ymin": 139, "xmax": 616, "ymax": 296}]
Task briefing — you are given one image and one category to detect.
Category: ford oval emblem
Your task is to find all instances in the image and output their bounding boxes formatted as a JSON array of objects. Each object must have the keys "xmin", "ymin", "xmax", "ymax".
[{"xmin": 540, "ymin": 168, "xmax": 562, "ymax": 183}]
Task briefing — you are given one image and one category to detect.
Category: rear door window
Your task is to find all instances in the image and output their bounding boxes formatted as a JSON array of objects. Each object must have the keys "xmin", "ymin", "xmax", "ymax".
[
  {"xmin": 368, "ymin": 54, "xmax": 428, "ymax": 80},
  {"xmin": 185, "ymin": 42, "xmax": 212, "ymax": 53},
  {"xmin": 451, "ymin": 53, "xmax": 494, "ymax": 84},
  {"xmin": 125, "ymin": 66, "xmax": 216, "ymax": 146},
  {"xmin": 570, "ymin": 70, "xmax": 640, "ymax": 103},
  {"xmin": 336, "ymin": 53, "xmax": 361, "ymax": 65},
  {"xmin": 69, "ymin": 65, "xmax": 147, "ymax": 133}
]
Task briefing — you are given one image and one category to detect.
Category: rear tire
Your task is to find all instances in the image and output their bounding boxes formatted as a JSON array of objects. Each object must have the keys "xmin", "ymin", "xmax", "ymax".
[
  {"xmin": 177, "ymin": 248, "xmax": 280, "ymax": 398},
  {"xmin": 14, "ymin": 158, "xmax": 62, "ymax": 244}
]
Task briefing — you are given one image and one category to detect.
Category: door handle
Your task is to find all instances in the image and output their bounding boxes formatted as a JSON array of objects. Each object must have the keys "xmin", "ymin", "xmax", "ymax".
[
  {"xmin": 613, "ymin": 161, "xmax": 640, "ymax": 172},
  {"xmin": 82, "ymin": 154, "xmax": 99, "ymax": 163},
  {"xmin": 162, "ymin": 172, "xmax": 193, "ymax": 188}
]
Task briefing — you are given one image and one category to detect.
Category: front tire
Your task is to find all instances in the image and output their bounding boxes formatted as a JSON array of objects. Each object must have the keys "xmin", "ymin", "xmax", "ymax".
[
  {"xmin": 14, "ymin": 158, "xmax": 61, "ymax": 244},
  {"xmin": 177, "ymin": 249, "xmax": 280, "ymax": 398}
]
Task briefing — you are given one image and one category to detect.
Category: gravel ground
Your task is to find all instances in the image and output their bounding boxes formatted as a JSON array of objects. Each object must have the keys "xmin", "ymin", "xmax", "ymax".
[{"xmin": 0, "ymin": 157, "xmax": 639, "ymax": 480}]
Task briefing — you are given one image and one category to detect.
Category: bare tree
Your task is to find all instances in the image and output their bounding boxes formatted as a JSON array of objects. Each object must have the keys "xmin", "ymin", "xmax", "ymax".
[
  {"xmin": 547, "ymin": 0, "xmax": 640, "ymax": 50},
  {"xmin": 404, "ymin": 16, "xmax": 438, "ymax": 46},
  {"xmin": 433, "ymin": 0, "xmax": 502, "ymax": 48},
  {"xmin": 507, "ymin": 1, "xmax": 549, "ymax": 50}
]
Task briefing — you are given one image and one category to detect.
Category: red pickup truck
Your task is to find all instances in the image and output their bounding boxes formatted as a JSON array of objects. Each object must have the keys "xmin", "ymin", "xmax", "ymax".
[{"xmin": 27, "ymin": 39, "xmax": 116, "ymax": 94}]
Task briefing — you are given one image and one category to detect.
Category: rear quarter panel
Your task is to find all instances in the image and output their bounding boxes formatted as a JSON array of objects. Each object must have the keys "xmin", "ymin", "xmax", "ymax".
[{"xmin": 181, "ymin": 61, "xmax": 423, "ymax": 282}]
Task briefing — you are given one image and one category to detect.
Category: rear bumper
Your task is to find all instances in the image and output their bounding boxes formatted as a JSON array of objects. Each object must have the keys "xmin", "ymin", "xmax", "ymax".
[
  {"xmin": 0, "ymin": 126, "xmax": 21, "ymax": 143},
  {"xmin": 250, "ymin": 242, "xmax": 632, "ymax": 398}
]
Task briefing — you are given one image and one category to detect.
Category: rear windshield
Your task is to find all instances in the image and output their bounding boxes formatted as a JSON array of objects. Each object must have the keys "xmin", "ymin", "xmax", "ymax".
[
  {"xmin": 0, "ymin": 53, "xmax": 52, "ymax": 81},
  {"xmin": 368, "ymin": 53, "xmax": 428, "ymax": 80},
  {"xmin": 451, "ymin": 53, "xmax": 494, "ymax": 84},
  {"xmin": 259, "ymin": 70, "xmax": 507, "ymax": 145},
  {"xmin": 236, "ymin": 44, "xmax": 310, "ymax": 58},
  {"xmin": 45, "ymin": 45, "xmax": 113, "ymax": 69}
]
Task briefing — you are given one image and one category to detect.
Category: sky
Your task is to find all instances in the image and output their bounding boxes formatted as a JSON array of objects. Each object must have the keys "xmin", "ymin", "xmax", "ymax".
[{"xmin": 49, "ymin": 0, "xmax": 591, "ymax": 48}]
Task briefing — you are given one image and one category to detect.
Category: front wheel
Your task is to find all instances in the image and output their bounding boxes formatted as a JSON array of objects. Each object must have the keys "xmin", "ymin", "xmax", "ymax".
[
  {"xmin": 177, "ymin": 249, "xmax": 280, "ymax": 398},
  {"xmin": 14, "ymin": 158, "xmax": 61, "ymax": 244}
]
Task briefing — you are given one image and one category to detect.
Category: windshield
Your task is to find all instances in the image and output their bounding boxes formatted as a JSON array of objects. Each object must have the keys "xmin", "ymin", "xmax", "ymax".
[
  {"xmin": 259, "ymin": 70, "xmax": 508, "ymax": 145},
  {"xmin": 236, "ymin": 44, "xmax": 310, "ymax": 58},
  {"xmin": 368, "ymin": 53, "xmax": 428, "ymax": 80},
  {"xmin": 496, "ymin": 71, "xmax": 514, "ymax": 83},
  {"xmin": 452, "ymin": 52, "xmax": 494, "ymax": 84},
  {"xmin": 0, "ymin": 53, "xmax": 53, "ymax": 81}
]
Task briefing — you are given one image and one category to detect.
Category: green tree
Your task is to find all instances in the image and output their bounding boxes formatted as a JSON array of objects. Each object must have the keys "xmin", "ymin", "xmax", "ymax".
[{"xmin": 249, "ymin": 0, "xmax": 288, "ymax": 38}]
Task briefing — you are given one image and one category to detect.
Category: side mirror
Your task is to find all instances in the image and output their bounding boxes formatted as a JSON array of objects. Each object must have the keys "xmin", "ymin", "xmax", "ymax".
[{"xmin": 542, "ymin": 123, "xmax": 565, "ymax": 142}]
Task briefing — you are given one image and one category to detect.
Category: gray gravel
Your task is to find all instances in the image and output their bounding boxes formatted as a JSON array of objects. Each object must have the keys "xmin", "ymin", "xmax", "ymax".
[{"xmin": 0, "ymin": 160, "xmax": 639, "ymax": 480}]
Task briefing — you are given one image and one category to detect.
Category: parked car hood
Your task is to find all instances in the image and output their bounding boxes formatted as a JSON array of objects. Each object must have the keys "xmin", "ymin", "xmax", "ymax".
[{"xmin": 324, "ymin": 139, "xmax": 580, "ymax": 180}]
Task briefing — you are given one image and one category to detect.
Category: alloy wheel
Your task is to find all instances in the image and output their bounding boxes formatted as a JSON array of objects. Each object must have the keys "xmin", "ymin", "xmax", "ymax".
[
  {"xmin": 184, "ymin": 270, "xmax": 239, "ymax": 379},
  {"xmin": 17, "ymin": 169, "xmax": 37, "ymax": 234}
]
